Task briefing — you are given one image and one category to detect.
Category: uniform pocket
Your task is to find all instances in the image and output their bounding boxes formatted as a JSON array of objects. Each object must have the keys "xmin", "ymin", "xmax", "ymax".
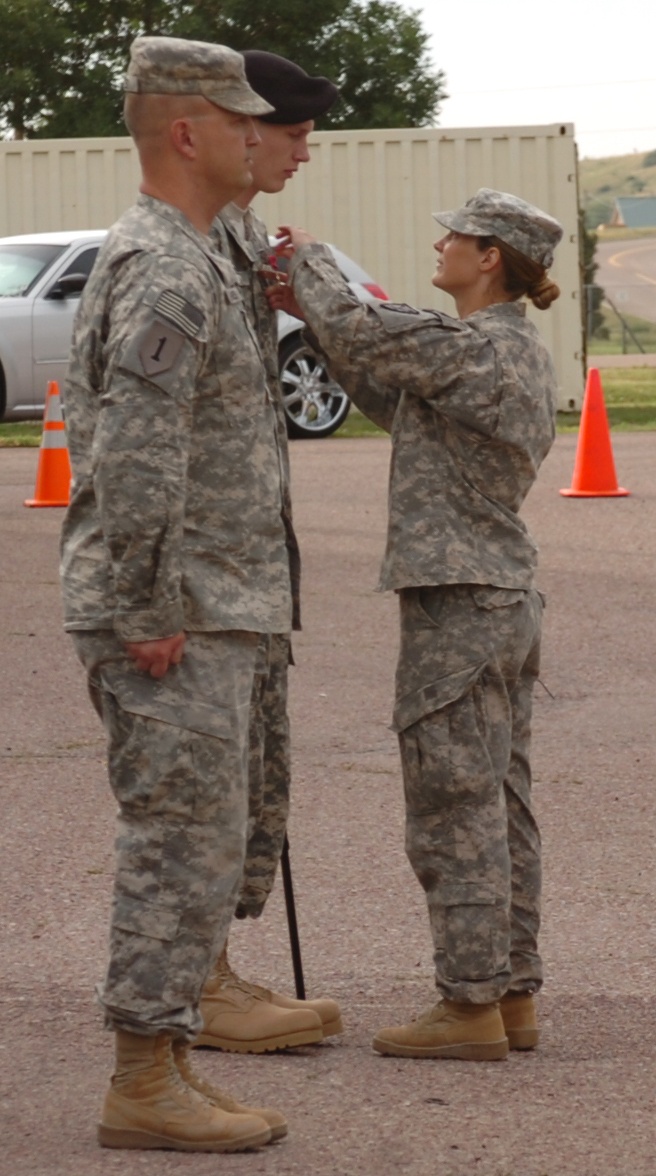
[
  {"xmin": 393, "ymin": 661, "xmax": 485, "ymax": 734},
  {"xmin": 469, "ymin": 586, "xmax": 527, "ymax": 611},
  {"xmin": 99, "ymin": 663, "xmax": 238, "ymax": 742},
  {"xmin": 112, "ymin": 894, "xmax": 181, "ymax": 942},
  {"xmin": 416, "ymin": 586, "xmax": 446, "ymax": 626},
  {"xmin": 399, "ymin": 585, "xmax": 451, "ymax": 630},
  {"xmin": 442, "ymin": 884, "xmax": 507, "ymax": 982},
  {"xmin": 97, "ymin": 675, "xmax": 240, "ymax": 822}
]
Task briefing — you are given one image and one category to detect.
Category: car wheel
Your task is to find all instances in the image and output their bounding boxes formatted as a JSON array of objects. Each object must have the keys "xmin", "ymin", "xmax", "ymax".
[{"xmin": 278, "ymin": 335, "xmax": 351, "ymax": 439}]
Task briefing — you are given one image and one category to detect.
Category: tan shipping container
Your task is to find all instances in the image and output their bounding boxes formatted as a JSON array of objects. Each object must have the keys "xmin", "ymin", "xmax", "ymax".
[{"xmin": 0, "ymin": 124, "xmax": 583, "ymax": 408}]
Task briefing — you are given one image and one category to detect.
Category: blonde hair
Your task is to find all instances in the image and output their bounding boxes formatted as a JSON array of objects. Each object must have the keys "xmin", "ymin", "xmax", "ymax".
[{"xmin": 477, "ymin": 235, "xmax": 560, "ymax": 310}]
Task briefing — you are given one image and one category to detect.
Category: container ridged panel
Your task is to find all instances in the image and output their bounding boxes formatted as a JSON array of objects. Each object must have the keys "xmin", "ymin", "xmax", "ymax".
[{"xmin": 0, "ymin": 125, "xmax": 582, "ymax": 407}]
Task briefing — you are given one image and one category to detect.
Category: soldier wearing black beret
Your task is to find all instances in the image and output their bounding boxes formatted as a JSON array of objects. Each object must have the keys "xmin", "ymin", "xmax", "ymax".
[{"xmin": 200, "ymin": 52, "xmax": 342, "ymax": 1056}]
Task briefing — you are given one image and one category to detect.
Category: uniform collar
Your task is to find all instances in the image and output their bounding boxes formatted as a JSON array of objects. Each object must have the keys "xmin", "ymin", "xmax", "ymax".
[
  {"xmin": 466, "ymin": 300, "xmax": 527, "ymax": 326},
  {"xmin": 136, "ymin": 193, "xmax": 217, "ymax": 259},
  {"xmin": 219, "ymin": 202, "xmax": 260, "ymax": 262}
]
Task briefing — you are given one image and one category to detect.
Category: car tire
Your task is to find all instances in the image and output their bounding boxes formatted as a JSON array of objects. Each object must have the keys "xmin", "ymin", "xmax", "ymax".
[{"xmin": 278, "ymin": 334, "xmax": 351, "ymax": 439}]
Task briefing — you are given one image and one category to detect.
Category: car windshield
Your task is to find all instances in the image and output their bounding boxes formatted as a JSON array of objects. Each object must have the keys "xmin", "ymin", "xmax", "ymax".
[{"xmin": 0, "ymin": 243, "xmax": 66, "ymax": 297}]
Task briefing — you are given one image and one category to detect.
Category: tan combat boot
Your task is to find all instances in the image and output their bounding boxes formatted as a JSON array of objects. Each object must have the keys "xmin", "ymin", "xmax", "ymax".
[
  {"xmin": 500, "ymin": 992, "xmax": 539, "ymax": 1050},
  {"xmin": 372, "ymin": 999, "xmax": 509, "ymax": 1060},
  {"xmin": 98, "ymin": 1029, "xmax": 272, "ymax": 1151},
  {"xmin": 197, "ymin": 975, "xmax": 323, "ymax": 1053},
  {"xmin": 215, "ymin": 946, "xmax": 343, "ymax": 1038},
  {"xmin": 172, "ymin": 1040, "xmax": 288, "ymax": 1141},
  {"xmin": 195, "ymin": 947, "xmax": 324, "ymax": 1053}
]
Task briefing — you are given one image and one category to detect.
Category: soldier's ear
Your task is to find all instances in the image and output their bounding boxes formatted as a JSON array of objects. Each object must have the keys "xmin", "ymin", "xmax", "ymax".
[
  {"xmin": 170, "ymin": 117, "xmax": 197, "ymax": 160},
  {"xmin": 478, "ymin": 245, "xmax": 501, "ymax": 274}
]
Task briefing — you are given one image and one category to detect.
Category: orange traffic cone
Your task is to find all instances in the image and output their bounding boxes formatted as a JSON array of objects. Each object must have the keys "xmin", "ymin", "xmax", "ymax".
[
  {"xmin": 24, "ymin": 381, "xmax": 72, "ymax": 507},
  {"xmin": 560, "ymin": 367, "xmax": 629, "ymax": 497}
]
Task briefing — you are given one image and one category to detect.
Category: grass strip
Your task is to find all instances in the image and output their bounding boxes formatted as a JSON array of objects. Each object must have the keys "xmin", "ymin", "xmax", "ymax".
[{"xmin": 2, "ymin": 369, "xmax": 655, "ymax": 446}]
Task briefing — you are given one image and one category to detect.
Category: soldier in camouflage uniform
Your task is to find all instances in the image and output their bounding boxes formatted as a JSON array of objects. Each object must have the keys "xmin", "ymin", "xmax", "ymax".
[
  {"xmin": 197, "ymin": 51, "xmax": 343, "ymax": 1053},
  {"xmin": 60, "ymin": 37, "xmax": 299, "ymax": 1151},
  {"xmin": 268, "ymin": 189, "xmax": 563, "ymax": 1060}
]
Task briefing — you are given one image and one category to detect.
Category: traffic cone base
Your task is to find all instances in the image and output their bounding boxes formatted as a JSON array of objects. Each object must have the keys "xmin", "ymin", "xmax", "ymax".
[
  {"xmin": 560, "ymin": 486, "xmax": 629, "ymax": 498},
  {"xmin": 24, "ymin": 381, "xmax": 72, "ymax": 508},
  {"xmin": 560, "ymin": 367, "xmax": 629, "ymax": 498}
]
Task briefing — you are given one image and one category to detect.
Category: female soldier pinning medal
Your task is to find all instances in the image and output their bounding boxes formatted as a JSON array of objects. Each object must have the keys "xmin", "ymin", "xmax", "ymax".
[{"xmin": 267, "ymin": 189, "xmax": 563, "ymax": 1061}]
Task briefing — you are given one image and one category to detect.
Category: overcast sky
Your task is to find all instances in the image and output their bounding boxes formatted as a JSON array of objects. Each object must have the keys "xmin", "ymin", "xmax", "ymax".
[{"xmin": 404, "ymin": 0, "xmax": 656, "ymax": 160}]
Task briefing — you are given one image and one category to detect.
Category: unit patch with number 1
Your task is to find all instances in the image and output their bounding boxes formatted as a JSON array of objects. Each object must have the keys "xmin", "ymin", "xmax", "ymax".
[{"xmin": 139, "ymin": 290, "xmax": 204, "ymax": 375}]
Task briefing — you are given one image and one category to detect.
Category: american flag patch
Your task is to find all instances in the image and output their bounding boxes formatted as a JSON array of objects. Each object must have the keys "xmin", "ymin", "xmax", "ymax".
[{"xmin": 154, "ymin": 290, "xmax": 204, "ymax": 337}]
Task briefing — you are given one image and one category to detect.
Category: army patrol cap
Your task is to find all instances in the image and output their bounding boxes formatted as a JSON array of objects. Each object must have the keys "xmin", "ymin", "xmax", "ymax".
[
  {"xmin": 433, "ymin": 188, "xmax": 563, "ymax": 269},
  {"xmin": 243, "ymin": 50, "xmax": 339, "ymax": 124},
  {"xmin": 124, "ymin": 36, "xmax": 274, "ymax": 117}
]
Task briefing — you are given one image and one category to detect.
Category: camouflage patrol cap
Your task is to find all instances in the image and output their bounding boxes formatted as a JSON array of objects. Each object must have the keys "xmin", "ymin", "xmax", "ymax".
[
  {"xmin": 124, "ymin": 36, "xmax": 274, "ymax": 117},
  {"xmin": 433, "ymin": 188, "xmax": 563, "ymax": 268}
]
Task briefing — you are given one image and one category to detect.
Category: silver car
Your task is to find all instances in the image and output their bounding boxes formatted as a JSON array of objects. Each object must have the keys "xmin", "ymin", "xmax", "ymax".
[{"xmin": 0, "ymin": 229, "xmax": 387, "ymax": 437}]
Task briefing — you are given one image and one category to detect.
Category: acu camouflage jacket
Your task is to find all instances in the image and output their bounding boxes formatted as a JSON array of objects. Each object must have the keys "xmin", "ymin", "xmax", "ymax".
[
  {"xmin": 211, "ymin": 204, "xmax": 301, "ymax": 630},
  {"xmin": 60, "ymin": 195, "xmax": 291, "ymax": 643},
  {"xmin": 288, "ymin": 243, "xmax": 558, "ymax": 592}
]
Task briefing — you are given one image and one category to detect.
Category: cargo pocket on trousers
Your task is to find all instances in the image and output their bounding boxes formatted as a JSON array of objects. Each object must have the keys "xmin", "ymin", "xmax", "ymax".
[
  {"xmin": 394, "ymin": 662, "xmax": 487, "ymax": 816},
  {"xmin": 98, "ymin": 671, "xmax": 239, "ymax": 821},
  {"xmin": 442, "ymin": 884, "xmax": 507, "ymax": 982},
  {"xmin": 99, "ymin": 663, "xmax": 238, "ymax": 743},
  {"xmin": 393, "ymin": 661, "xmax": 485, "ymax": 735},
  {"xmin": 469, "ymin": 586, "xmax": 527, "ymax": 611},
  {"xmin": 112, "ymin": 894, "xmax": 181, "ymax": 942},
  {"xmin": 108, "ymin": 896, "xmax": 183, "ymax": 1002}
]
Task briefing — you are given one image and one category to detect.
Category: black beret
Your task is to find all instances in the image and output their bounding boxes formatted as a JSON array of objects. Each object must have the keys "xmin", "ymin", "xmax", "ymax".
[{"xmin": 242, "ymin": 50, "xmax": 339, "ymax": 125}]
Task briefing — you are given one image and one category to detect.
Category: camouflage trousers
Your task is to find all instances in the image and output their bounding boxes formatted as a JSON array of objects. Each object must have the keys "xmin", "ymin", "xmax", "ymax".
[
  {"xmin": 393, "ymin": 585, "xmax": 544, "ymax": 1005},
  {"xmin": 235, "ymin": 632, "xmax": 291, "ymax": 919},
  {"xmin": 71, "ymin": 628, "xmax": 259, "ymax": 1038}
]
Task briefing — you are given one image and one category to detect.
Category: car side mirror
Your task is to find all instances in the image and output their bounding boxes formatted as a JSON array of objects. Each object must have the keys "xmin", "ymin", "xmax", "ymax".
[{"xmin": 47, "ymin": 272, "xmax": 89, "ymax": 300}]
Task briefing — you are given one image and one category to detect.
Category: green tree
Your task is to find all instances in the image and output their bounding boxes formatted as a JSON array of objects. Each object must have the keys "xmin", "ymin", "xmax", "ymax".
[
  {"xmin": 174, "ymin": 0, "xmax": 446, "ymax": 130},
  {"xmin": 314, "ymin": 0, "xmax": 445, "ymax": 130},
  {"xmin": 1, "ymin": 0, "xmax": 446, "ymax": 138},
  {"xmin": 0, "ymin": 0, "xmax": 70, "ymax": 137},
  {"xmin": 627, "ymin": 173, "xmax": 646, "ymax": 193},
  {"xmin": 32, "ymin": 0, "xmax": 185, "ymax": 137},
  {"xmin": 173, "ymin": 0, "xmax": 350, "ymax": 48},
  {"xmin": 580, "ymin": 212, "xmax": 607, "ymax": 343},
  {"xmin": 31, "ymin": 66, "xmax": 126, "ymax": 139},
  {"xmin": 583, "ymin": 196, "xmax": 614, "ymax": 231}
]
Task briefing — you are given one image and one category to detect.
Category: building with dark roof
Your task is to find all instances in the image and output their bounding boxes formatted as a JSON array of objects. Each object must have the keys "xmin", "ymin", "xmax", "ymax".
[{"xmin": 609, "ymin": 196, "xmax": 656, "ymax": 228}]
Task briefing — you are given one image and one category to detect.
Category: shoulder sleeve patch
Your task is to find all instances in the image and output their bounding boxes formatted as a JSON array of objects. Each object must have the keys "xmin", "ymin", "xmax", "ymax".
[
  {"xmin": 371, "ymin": 301, "xmax": 464, "ymax": 335},
  {"xmin": 138, "ymin": 321, "xmax": 186, "ymax": 376},
  {"xmin": 154, "ymin": 290, "xmax": 204, "ymax": 337},
  {"xmin": 381, "ymin": 302, "xmax": 423, "ymax": 316}
]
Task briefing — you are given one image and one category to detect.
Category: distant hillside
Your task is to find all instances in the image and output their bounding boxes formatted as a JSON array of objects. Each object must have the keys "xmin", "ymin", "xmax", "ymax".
[{"xmin": 579, "ymin": 148, "xmax": 656, "ymax": 228}]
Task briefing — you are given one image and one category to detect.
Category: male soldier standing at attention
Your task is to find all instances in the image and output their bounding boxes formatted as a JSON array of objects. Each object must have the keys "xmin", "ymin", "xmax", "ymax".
[
  {"xmin": 195, "ymin": 50, "xmax": 344, "ymax": 1054},
  {"xmin": 60, "ymin": 36, "xmax": 294, "ymax": 1151}
]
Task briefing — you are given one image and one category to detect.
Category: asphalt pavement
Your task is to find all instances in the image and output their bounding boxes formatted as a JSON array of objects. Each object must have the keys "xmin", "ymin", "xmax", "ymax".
[
  {"xmin": 1, "ymin": 434, "xmax": 655, "ymax": 1176},
  {"xmin": 594, "ymin": 236, "xmax": 656, "ymax": 324}
]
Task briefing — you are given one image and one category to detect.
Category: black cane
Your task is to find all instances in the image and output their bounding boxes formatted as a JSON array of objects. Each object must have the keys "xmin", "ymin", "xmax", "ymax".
[{"xmin": 280, "ymin": 833, "xmax": 306, "ymax": 999}]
